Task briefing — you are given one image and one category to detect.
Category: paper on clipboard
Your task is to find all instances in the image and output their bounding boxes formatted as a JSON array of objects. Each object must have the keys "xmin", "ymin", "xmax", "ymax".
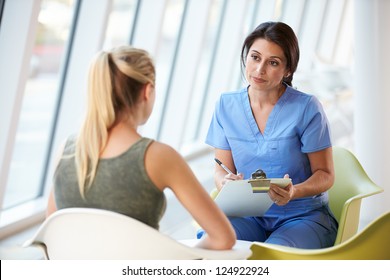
[{"xmin": 214, "ymin": 179, "xmax": 273, "ymax": 217}]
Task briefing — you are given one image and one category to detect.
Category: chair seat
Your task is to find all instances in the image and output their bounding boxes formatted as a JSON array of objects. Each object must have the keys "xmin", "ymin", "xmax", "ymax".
[
  {"xmin": 23, "ymin": 208, "xmax": 252, "ymax": 260},
  {"xmin": 248, "ymin": 211, "xmax": 390, "ymax": 260}
]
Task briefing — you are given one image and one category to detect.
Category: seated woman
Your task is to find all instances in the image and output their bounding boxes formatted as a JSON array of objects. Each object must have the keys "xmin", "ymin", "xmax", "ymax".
[
  {"xmin": 46, "ymin": 45, "xmax": 236, "ymax": 250},
  {"xmin": 200, "ymin": 22, "xmax": 338, "ymax": 249}
]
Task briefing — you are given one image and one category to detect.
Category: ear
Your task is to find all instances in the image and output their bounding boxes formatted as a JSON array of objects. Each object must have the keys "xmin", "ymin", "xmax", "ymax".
[{"xmin": 142, "ymin": 83, "xmax": 154, "ymax": 101}]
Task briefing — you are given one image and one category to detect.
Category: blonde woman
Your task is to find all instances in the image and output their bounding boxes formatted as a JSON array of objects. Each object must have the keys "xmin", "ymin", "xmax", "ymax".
[{"xmin": 46, "ymin": 46, "xmax": 235, "ymax": 250}]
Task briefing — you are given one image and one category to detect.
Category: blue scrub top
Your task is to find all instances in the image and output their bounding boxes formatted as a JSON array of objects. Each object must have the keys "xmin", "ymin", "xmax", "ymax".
[{"xmin": 206, "ymin": 86, "xmax": 332, "ymax": 203}]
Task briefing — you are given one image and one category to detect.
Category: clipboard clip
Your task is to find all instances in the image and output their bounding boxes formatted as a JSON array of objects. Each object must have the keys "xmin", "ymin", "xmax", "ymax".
[{"xmin": 248, "ymin": 179, "xmax": 271, "ymax": 193}]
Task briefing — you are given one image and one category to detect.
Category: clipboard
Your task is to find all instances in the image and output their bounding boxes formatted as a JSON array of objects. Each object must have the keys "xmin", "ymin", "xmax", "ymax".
[{"xmin": 214, "ymin": 179, "xmax": 273, "ymax": 217}]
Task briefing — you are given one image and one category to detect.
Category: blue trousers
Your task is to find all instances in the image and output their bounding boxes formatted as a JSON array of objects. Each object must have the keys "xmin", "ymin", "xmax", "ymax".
[{"xmin": 198, "ymin": 203, "xmax": 338, "ymax": 249}]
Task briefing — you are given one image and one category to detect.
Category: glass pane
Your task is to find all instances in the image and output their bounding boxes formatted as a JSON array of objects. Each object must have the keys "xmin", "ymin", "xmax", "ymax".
[
  {"xmin": 181, "ymin": 0, "xmax": 223, "ymax": 144},
  {"xmin": 2, "ymin": 0, "xmax": 76, "ymax": 209},
  {"xmin": 102, "ymin": 0, "xmax": 138, "ymax": 50},
  {"xmin": 145, "ymin": 0, "xmax": 185, "ymax": 140}
]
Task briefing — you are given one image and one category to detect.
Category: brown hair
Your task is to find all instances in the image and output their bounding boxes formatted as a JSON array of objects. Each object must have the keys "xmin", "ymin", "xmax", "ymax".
[{"xmin": 241, "ymin": 21, "xmax": 300, "ymax": 86}]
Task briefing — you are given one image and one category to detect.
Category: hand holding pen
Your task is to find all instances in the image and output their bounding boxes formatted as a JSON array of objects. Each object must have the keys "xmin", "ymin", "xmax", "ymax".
[{"xmin": 214, "ymin": 158, "xmax": 243, "ymax": 187}]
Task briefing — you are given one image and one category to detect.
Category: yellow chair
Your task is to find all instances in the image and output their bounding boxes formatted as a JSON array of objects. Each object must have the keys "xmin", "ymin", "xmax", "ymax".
[
  {"xmin": 209, "ymin": 146, "xmax": 383, "ymax": 246},
  {"xmin": 329, "ymin": 146, "xmax": 383, "ymax": 244},
  {"xmin": 248, "ymin": 211, "xmax": 390, "ymax": 260}
]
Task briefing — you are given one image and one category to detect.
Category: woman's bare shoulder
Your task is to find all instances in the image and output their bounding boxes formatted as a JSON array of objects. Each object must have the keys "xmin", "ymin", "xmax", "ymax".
[
  {"xmin": 144, "ymin": 140, "xmax": 188, "ymax": 189},
  {"xmin": 147, "ymin": 140, "xmax": 181, "ymax": 159}
]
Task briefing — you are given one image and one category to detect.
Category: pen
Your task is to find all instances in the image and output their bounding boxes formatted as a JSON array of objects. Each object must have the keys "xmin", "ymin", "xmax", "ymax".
[{"xmin": 214, "ymin": 158, "xmax": 234, "ymax": 175}]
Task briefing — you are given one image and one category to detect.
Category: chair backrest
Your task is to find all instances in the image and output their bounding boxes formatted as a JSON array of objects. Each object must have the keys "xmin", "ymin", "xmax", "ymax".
[
  {"xmin": 249, "ymin": 211, "xmax": 390, "ymax": 260},
  {"xmin": 329, "ymin": 147, "xmax": 383, "ymax": 244},
  {"xmin": 23, "ymin": 208, "xmax": 252, "ymax": 260}
]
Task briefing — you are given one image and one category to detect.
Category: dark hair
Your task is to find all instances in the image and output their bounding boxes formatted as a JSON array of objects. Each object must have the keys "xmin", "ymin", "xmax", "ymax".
[{"xmin": 240, "ymin": 21, "xmax": 300, "ymax": 86}]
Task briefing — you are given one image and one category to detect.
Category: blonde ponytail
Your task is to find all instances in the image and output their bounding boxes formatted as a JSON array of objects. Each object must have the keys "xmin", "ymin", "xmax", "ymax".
[{"xmin": 75, "ymin": 46, "xmax": 155, "ymax": 198}]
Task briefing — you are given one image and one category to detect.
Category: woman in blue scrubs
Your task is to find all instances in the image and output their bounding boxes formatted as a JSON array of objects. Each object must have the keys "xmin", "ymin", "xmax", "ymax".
[{"xmin": 205, "ymin": 22, "xmax": 338, "ymax": 249}]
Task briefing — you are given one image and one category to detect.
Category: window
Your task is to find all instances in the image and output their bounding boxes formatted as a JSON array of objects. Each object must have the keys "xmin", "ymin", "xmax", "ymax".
[
  {"xmin": 2, "ymin": 0, "xmax": 76, "ymax": 210},
  {"xmin": 103, "ymin": 0, "xmax": 139, "ymax": 50}
]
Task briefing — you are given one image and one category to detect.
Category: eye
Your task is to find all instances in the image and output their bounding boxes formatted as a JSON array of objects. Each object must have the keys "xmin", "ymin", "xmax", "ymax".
[
  {"xmin": 250, "ymin": 54, "xmax": 260, "ymax": 61},
  {"xmin": 269, "ymin": 60, "xmax": 279, "ymax": 66}
]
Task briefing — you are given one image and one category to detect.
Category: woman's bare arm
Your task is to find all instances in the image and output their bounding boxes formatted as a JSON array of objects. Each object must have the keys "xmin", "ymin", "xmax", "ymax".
[{"xmin": 145, "ymin": 142, "xmax": 236, "ymax": 250}]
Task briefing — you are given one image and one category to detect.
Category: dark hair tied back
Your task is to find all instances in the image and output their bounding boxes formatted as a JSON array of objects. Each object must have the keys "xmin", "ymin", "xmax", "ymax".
[{"xmin": 241, "ymin": 21, "xmax": 300, "ymax": 86}]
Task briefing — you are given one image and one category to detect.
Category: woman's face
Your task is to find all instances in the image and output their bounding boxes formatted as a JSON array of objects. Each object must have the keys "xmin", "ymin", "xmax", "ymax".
[{"xmin": 245, "ymin": 38, "xmax": 289, "ymax": 92}]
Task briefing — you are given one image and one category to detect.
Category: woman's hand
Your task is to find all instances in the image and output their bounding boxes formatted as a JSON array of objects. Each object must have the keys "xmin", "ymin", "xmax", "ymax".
[
  {"xmin": 214, "ymin": 149, "xmax": 243, "ymax": 191},
  {"xmin": 221, "ymin": 172, "xmax": 244, "ymax": 187},
  {"xmin": 269, "ymin": 174, "xmax": 295, "ymax": 206}
]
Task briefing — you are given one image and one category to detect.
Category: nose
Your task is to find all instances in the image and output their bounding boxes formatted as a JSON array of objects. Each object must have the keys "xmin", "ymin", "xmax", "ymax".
[{"xmin": 255, "ymin": 62, "xmax": 265, "ymax": 74}]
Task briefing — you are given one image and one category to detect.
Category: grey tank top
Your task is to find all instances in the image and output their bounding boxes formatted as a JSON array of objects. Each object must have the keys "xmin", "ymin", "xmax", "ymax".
[{"xmin": 53, "ymin": 136, "xmax": 166, "ymax": 229}]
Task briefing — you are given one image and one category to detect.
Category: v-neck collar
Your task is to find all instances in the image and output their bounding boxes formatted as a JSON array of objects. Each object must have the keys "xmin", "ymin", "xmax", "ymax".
[{"xmin": 241, "ymin": 86, "xmax": 289, "ymax": 139}]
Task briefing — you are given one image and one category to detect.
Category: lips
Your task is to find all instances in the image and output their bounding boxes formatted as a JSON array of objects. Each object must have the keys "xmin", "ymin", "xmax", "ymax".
[{"xmin": 252, "ymin": 76, "xmax": 266, "ymax": 83}]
